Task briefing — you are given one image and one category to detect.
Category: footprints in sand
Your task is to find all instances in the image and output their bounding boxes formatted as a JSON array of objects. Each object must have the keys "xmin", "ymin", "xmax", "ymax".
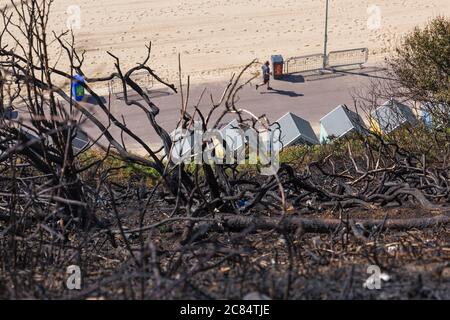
[{"xmin": 46, "ymin": 0, "xmax": 450, "ymax": 83}]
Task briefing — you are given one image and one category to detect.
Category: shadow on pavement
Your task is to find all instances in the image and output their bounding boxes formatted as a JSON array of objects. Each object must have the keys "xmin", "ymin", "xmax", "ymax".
[
  {"xmin": 279, "ymin": 66, "xmax": 390, "ymax": 82},
  {"xmin": 304, "ymin": 72, "xmax": 346, "ymax": 81},
  {"xmin": 260, "ymin": 89, "xmax": 304, "ymax": 97},
  {"xmin": 112, "ymin": 89, "xmax": 174, "ymax": 101},
  {"xmin": 277, "ymin": 74, "xmax": 305, "ymax": 83},
  {"xmin": 84, "ymin": 95, "xmax": 107, "ymax": 105},
  {"xmin": 148, "ymin": 89, "xmax": 174, "ymax": 99},
  {"xmin": 329, "ymin": 66, "xmax": 392, "ymax": 80}
]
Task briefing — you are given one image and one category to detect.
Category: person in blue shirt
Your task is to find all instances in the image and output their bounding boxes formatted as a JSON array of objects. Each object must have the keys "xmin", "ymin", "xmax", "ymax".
[{"xmin": 256, "ymin": 61, "xmax": 273, "ymax": 91}]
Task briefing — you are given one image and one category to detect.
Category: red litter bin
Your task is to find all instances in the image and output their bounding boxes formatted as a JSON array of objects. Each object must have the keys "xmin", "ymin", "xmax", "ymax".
[{"xmin": 271, "ymin": 55, "xmax": 284, "ymax": 79}]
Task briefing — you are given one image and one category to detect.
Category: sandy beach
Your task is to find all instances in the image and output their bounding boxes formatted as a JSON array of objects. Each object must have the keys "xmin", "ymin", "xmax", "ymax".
[{"xmin": 2, "ymin": 0, "xmax": 449, "ymax": 84}]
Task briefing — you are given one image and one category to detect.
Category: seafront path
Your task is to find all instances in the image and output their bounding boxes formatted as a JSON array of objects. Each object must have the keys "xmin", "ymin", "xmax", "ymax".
[{"xmin": 80, "ymin": 66, "xmax": 385, "ymax": 153}]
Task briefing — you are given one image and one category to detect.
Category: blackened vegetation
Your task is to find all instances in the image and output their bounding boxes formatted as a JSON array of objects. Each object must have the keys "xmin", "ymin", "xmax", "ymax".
[{"xmin": 0, "ymin": 1, "xmax": 449, "ymax": 299}]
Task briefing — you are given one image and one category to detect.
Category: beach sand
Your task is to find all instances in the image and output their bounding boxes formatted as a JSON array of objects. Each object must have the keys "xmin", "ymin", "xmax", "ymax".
[{"xmin": 2, "ymin": 0, "xmax": 449, "ymax": 84}]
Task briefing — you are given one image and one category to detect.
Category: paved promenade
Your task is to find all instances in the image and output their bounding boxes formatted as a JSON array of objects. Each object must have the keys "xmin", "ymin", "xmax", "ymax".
[{"xmin": 80, "ymin": 66, "xmax": 385, "ymax": 152}]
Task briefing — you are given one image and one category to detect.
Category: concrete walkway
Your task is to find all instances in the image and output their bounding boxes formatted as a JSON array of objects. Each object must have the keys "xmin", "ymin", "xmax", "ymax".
[{"xmin": 80, "ymin": 66, "xmax": 386, "ymax": 152}]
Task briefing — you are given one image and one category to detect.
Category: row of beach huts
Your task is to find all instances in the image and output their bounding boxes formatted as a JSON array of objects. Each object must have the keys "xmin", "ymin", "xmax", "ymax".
[{"xmin": 171, "ymin": 98, "xmax": 449, "ymax": 161}]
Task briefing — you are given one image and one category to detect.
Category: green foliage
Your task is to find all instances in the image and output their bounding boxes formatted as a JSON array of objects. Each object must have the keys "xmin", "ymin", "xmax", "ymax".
[
  {"xmin": 390, "ymin": 16, "xmax": 450, "ymax": 105},
  {"xmin": 77, "ymin": 124, "xmax": 449, "ymax": 184},
  {"xmin": 78, "ymin": 149, "xmax": 160, "ymax": 186}
]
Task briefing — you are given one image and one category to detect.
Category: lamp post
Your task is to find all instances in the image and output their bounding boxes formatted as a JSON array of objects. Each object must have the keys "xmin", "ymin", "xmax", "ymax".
[{"xmin": 323, "ymin": 0, "xmax": 329, "ymax": 69}]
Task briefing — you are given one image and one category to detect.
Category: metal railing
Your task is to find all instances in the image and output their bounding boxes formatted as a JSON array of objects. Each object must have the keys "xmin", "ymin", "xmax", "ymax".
[
  {"xmin": 284, "ymin": 48, "xmax": 369, "ymax": 75},
  {"xmin": 327, "ymin": 48, "xmax": 369, "ymax": 69},
  {"xmin": 285, "ymin": 53, "xmax": 325, "ymax": 74},
  {"xmin": 109, "ymin": 71, "xmax": 154, "ymax": 100}
]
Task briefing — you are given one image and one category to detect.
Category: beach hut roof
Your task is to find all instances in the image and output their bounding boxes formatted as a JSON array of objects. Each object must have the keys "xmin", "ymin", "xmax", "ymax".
[
  {"xmin": 371, "ymin": 99, "xmax": 417, "ymax": 134},
  {"xmin": 320, "ymin": 104, "xmax": 366, "ymax": 142},
  {"xmin": 271, "ymin": 112, "xmax": 319, "ymax": 147}
]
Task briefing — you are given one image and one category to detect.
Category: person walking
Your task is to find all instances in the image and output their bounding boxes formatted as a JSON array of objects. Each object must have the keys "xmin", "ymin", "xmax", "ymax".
[{"xmin": 256, "ymin": 61, "xmax": 273, "ymax": 91}]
